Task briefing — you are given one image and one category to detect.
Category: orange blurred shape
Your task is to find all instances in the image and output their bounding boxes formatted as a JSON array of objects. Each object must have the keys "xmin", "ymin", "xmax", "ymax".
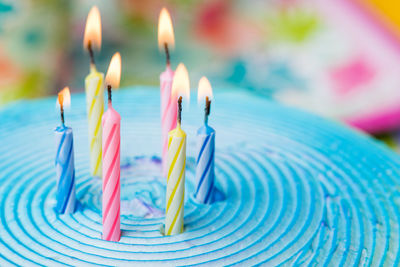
[
  {"xmin": 58, "ymin": 87, "xmax": 71, "ymax": 108},
  {"xmin": 361, "ymin": 0, "xmax": 400, "ymax": 36}
]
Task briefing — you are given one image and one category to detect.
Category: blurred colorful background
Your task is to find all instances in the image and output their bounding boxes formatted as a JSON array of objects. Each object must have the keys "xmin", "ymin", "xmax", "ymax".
[{"xmin": 1, "ymin": 0, "xmax": 400, "ymax": 149}]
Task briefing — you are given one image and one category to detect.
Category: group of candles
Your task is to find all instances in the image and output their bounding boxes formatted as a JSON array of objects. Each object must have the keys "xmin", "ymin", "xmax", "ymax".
[{"xmin": 54, "ymin": 6, "xmax": 215, "ymax": 242}]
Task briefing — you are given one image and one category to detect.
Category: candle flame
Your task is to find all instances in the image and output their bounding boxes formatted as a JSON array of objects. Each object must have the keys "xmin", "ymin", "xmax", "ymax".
[
  {"xmin": 58, "ymin": 87, "xmax": 71, "ymax": 108},
  {"xmin": 83, "ymin": 6, "xmax": 102, "ymax": 51},
  {"xmin": 105, "ymin": 52, "xmax": 122, "ymax": 89},
  {"xmin": 197, "ymin": 76, "xmax": 213, "ymax": 104},
  {"xmin": 172, "ymin": 63, "xmax": 190, "ymax": 102},
  {"xmin": 158, "ymin": 8, "xmax": 175, "ymax": 51}
]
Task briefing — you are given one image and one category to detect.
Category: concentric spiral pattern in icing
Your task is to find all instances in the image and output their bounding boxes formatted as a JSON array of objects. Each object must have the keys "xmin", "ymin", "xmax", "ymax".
[{"xmin": 1, "ymin": 87, "xmax": 400, "ymax": 266}]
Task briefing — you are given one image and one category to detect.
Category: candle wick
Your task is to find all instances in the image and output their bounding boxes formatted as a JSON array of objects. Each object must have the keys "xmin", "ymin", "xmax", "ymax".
[
  {"xmin": 177, "ymin": 96, "xmax": 182, "ymax": 125},
  {"xmin": 164, "ymin": 42, "xmax": 170, "ymax": 67},
  {"xmin": 88, "ymin": 41, "xmax": 95, "ymax": 66},
  {"xmin": 60, "ymin": 104, "xmax": 65, "ymax": 127},
  {"xmin": 205, "ymin": 97, "xmax": 211, "ymax": 125},
  {"xmin": 107, "ymin": 85, "xmax": 112, "ymax": 105}
]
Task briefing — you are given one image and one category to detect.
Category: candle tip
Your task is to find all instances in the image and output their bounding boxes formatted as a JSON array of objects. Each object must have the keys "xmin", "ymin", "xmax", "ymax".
[
  {"xmin": 205, "ymin": 97, "xmax": 211, "ymax": 125},
  {"xmin": 164, "ymin": 42, "xmax": 171, "ymax": 66},
  {"xmin": 57, "ymin": 87, "xmax": 70, "ymax": 126},
  {"xmin": 107, "ymin": 85, "xmax": 112, "ymax": 105},
  {"xmin": 177, "ymin": 96, "xmax": 183, "ymax": 125}
]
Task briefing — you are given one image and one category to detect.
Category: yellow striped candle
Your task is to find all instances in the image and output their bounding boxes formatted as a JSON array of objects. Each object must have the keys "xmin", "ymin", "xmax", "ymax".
[
  {"xmin": 85, "ymin": 65, "xmax": 104, "ymax": 177},
  {"xmin": 165, "ymin": 123, "xmax": 186, "ymax": 235},
  {"xmin": 83, "ymin": 6, "xmax": 104, "ymax": 177},
  {"xmin": 165, "ymin": 63, "xmax": 190, "ymax": 235}
]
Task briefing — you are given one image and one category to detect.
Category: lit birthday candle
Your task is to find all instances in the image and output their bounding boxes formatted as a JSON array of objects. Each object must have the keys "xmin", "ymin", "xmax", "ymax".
[
  {"xmin": 54, "ymin": 87, "xmax": 76, "ymax": 214},
  {"xmin": 102, "ymin": 52, "xmax": 122, "ymax": 242},
  {"xmin": 84, "ymin": 6, "xmax": 104, "ymax": 178},
  {"xmin": 195, "ymin": 77, "xmax": 215, "ymax": 204},
  {"xmin": 158, "ymin": 8, "xmax": 177, "ymax": 176},
  {"xmin": 165, "ymin": 63, "xmax": 190, "ymax": 235}
]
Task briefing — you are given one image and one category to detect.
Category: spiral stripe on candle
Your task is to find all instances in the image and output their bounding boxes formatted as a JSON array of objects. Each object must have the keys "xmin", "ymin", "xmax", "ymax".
[
  {"xmin": 102, "ymin": 120, "xmax": 121, "ymax": 242},
  {"xmin": 85, "ymin": 73, "xmax": 104, "ymax": 177},
  {"xmin": 166, "ymin": 157, "xmax": 186, "ymax": 213},
  {"xmin": 195, "ymin": 130, "xmax": 215, "ymax": 204},
  {"xmin": 161, "ymin": 93, "xmax": 173, "ymax": 123},
  {"xmin": 203, "ymin": 178, "xmax": 214, "ymax": 204},
  {"xmin": 162, "ymin": 101, "xmax": 176, "ymax": 166},
  {"xmin": 168, "ymin": 197, "xmax": 184, "ymax": 235},
  {"xmin": 55, "ymin": 131, "xmax": 66, "ymax": 166},
  {"xmin": 195, "ymin": 149, "xmax": 214, "ymax": 196},
  {"xmin": 1, "ymin": 88, "xmax": 400, "ymax": 265},
  {"xmin": 167, "ymin": 138, "xmax": 184, "ymax": 182},
  {"xmin": 103, "ymin": 125, "xmax": 117, "ymax": 157},
  {"xmin": 196, "ymin": 151, "xmax": 214, "ymax": 197},
  {"xmin": 54, "ymin": 127, "xmax": 76, "ymax": 214},
  {"xmin": 196, "ymin": 134, "xmax": 210, "ymax": 164}
]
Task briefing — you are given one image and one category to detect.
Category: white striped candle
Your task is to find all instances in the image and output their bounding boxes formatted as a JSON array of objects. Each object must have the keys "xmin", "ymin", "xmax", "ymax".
[
  {"xmin": 158, "ymin": 7, "xmax": 176, "ymax": 176},
  {"xmin": 54, "ymin": 87, "xmax": 76, "ymax": 214},
  {"xmin": 102, "ymin": 52, "xmax": 122, "ymax": 242},
  {"xmin": 165, "ymin": 63, "xmax": 189, "ymax": 235},
  {"xmin": 101, "ymin": 105, "xmax": 121, "ymax": 241},
  {"xmin": 195, "ymin": 77, "xmax": 215, "ymax": 204},
  {"xmin": 55, "ymin": 126, "xmax": 76, "ymax": 214},
  {"xmin": 85, "ymin": 66, "xmax": 104, "ymax": 177},
  {"xmin": 194, "ymin": 125, "xmax": 215, "ymax": 204},
  {"xmin": 165, "ymin": 124, "xmax": 186, "ymax": 235},
  {"xmin": 83, "ymin": 6, "xmax": 104, "ymax": 178}
]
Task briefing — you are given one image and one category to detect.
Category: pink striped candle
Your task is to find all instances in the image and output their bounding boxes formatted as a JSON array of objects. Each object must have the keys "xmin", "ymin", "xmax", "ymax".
[
  {"xmin": 102, "ymin": 52, "xmax": 121, "ymax": 242},
  {"xmin": 158, "ymin": 7, "xmax": 176, "ymax": 176},
  {"xmin": 160, "ymin": 66, "xmax": 176, "ymax": 176},
  {"xmin": 102, "ymin": 103, "xmax": 121, "ymax": 241}
]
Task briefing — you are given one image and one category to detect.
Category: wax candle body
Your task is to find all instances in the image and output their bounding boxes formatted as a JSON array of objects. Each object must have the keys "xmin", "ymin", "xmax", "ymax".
[
  {"xmin": 165, "ymin": 124, "xmax": 186, "ymax": 235},
  {"xmin": 195, "ymin": 125, "xmax": 215, "ymax": 204},
  {"xmin": 85, "ymin": 66, "xmax": 104, "ymax": 177},
  {"xmin": 160, "ymin": 66, "xmax": 177, "ymax": 176},
  {"xmin": 102, "ymin": 105, "xmax": 121, "ymax": 241},
  {"xmin": 54, "ymin": 126, "xmax": 76, "ymax": 214}
]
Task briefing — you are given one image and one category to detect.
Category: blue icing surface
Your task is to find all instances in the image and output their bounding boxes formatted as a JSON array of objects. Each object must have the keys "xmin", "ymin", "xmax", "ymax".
[{"xmin": 0, "ymin": 86, "xmax": 400, "ymax": 265}]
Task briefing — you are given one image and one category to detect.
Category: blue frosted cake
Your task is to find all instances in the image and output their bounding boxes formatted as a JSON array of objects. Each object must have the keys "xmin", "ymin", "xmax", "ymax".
[{"xmin": 0, "ymin": 87, "xmax": 399, "ymax": 265}]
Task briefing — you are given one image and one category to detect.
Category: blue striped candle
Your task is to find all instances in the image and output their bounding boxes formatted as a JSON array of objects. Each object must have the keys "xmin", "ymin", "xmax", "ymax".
[
  {"xmin": 194, "ymin": 124, "xmax": 215, "ymax": 204},
  {"xmin": 54, "ymin": 126, "xmax": 76, "ymax": 214}
]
